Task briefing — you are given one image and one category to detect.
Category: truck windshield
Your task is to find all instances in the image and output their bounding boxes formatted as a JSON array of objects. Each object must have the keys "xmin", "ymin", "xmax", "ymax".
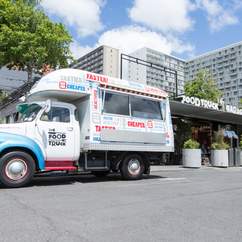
[{"xmin": 18, "ymin": 103, "xmax": 42, "ymax": 122}]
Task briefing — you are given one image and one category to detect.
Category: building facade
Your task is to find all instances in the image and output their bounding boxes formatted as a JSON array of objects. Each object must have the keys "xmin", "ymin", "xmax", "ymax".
[
  {"xmin": 126, "ymin": 48, "xmax": 185, "ymax": 96},
  {"xmin": 0, "ymin": 67, "xmax": 27, "ymax": 92},
  {"xmin": 185, "ymin": 41, "xmax": 242, "ymax": 106},
  {"xmin": 70, "ymin": 45, "xmax": 120, "ymax": 78},
  {"xmin": 0, "ymin": 67, "xmax": 40, "ymax": 123},
  {"xmin": 0, "ymin": 68, "xmax": 27, "ymax": 123}
]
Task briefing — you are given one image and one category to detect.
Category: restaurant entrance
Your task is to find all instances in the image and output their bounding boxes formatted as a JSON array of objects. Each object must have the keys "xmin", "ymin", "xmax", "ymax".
[
  {"xmin": 172, "ymin": 117, "xmax": 240, "ymax": 165},
  {"xmin": 172, "ymin": 117, "xmax": 215, "ymax": 165},
  {"xmin": 169, "ymin": 100, "xmax": 242, "ymax": 166},
  {"xmin": 191, "ymin": 121, "xmax": 213, "ymax": 165}
]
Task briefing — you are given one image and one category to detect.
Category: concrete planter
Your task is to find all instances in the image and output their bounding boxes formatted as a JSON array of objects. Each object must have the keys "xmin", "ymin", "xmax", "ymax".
[
  {"xmin": 182, "ymin": 149, "xmax": 201, "ymax": 168},
  {"xmin": 211, "ymin": 150, "xmax": 228, "ymax": 167},
  {"xmin": 240, "ymin": 150, "xmax": 242, "ymax": 166}
]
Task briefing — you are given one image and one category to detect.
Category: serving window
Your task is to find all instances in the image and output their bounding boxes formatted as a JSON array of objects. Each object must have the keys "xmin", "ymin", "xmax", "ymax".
[
  {"xmin": 103, "ymin": 92, "xmax": 129, "ymax": 116},
  {"xmin": 102, "ymin": 90, "xmax": 162, "ymax": 120},
  {"xmin": 130, "ymin": 96, "xmax": 162, "ymax": 120}
]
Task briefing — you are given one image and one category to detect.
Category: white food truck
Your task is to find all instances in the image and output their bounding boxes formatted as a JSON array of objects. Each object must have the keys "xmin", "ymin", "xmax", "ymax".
[{"xmin": 0, "ymin": 69, "xmax": 174, "ymax": 187}]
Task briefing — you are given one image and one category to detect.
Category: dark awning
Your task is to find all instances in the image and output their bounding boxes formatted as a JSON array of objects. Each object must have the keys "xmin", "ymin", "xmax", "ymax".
[{"xmin": 170, "ymin": 101, "xmax": 242, "ymax": 126}]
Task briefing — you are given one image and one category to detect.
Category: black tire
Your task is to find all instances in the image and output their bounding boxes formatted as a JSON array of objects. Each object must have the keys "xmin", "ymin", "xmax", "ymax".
[
  {"xmin": 0, "ymin": 151, "xmax": 35, "ymax": 188},
  {"xmin": 91, "ymin": 171, "xmax": 109, "ymax": 178},
  {"xmin": 120, "ymin": 154, "xmax": 145, "ymax": 180}
]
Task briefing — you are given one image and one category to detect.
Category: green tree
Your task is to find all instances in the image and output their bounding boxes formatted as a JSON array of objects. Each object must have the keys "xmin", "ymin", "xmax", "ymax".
[
  {"xmin": 0, "ymin": 90, "xmax": 7, "ymax": 102},
  {"xmin": 12, "ymin": 0, "xmax": 41, "ymax": 6},
  {"xmin": 184, "ymin": 69, "xmax": 222, "ymax": 102},
  {"xmin": 239, "ymin": 98, "xmax": 242, "ymax": 109},
  {"xmin": 0, "ymin": 0, "xmax": 73, "ymax": 82}
]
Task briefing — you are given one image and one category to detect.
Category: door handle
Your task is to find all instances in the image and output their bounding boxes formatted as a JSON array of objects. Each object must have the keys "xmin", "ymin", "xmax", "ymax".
[{"xmin": 67, "ymin": 127, "xmax": 73, "ymax": 131}]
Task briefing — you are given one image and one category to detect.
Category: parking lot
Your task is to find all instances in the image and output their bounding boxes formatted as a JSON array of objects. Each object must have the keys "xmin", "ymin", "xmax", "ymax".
[{"xmin": 1, "ymin": 166, "xmax": 242, "ymax": 242}]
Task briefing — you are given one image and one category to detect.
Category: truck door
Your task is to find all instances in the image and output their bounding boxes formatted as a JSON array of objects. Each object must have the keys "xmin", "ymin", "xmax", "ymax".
[{"xmin": 36, "ymin": 106, "xmax": 75, "ymax": 161}]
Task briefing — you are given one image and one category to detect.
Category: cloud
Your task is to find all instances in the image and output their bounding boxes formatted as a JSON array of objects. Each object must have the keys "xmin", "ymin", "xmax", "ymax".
[
  {"xmin": 70, "ymin": 26, "xmax": 194, "ymax": 59},
  {"xmin": 70, "ymin": 40, "xmax": 94, "ymax": 59},
  {"xmin": 41, "ymin": 0, "xmax": 105, "ymax": 37},
  {"xmin": 196, "ymin": 0, "xmax": 239, "ymax": 31},
  {"xmin": 129, "ymin": 0, "xmax": 195, "ymax": 33},
  {"xmin": 98, "ymin": 26, "xmax": 194, "ymax": 55}
]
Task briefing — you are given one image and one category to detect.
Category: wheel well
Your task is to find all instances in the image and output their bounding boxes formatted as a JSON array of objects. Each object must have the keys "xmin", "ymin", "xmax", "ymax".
[
  {"xmin": 0, "ymin": 147, "xmax": 40, "ymax": 171},
  {"xmin": 134, "ymin": 152, "xmax": 150, "ymax": 174}
]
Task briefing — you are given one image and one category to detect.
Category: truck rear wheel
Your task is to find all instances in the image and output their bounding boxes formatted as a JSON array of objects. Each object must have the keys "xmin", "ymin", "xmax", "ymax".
[
  {"xmin": 0, "ymin": 151, "xmax": 35, "ymax": 188},
  {"xmin": 121, "ymin": 154, "xmax": 144, "ymax": 180}
]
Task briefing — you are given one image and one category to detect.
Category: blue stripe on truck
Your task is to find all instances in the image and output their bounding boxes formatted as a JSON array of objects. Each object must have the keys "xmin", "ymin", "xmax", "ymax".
[{"xmin": 0, "ymin": 132, "xmax": 45, "ymax": 170}]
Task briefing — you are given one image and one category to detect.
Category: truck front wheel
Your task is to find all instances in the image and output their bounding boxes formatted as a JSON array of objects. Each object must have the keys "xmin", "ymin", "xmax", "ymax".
[
  {"xmin": 121, "ymin": 154, "xmax": 144, "ymax": 180},
  {"xmin": 0, "ymin": 151, "xmax": 35, "ymax": 188}
]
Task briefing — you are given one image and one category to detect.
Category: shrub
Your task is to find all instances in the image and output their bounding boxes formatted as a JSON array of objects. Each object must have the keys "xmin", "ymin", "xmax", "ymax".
[
  {"xmin": 211, "ymin": 130, "xmax": 229, "ymax": 150},
  {"xmin": 183, "ymin": 139, "xmax": 200, "ymax": 149},
  {"xmin": 239, "ymin": 137, "xmax": 242, "ymax": 149}
]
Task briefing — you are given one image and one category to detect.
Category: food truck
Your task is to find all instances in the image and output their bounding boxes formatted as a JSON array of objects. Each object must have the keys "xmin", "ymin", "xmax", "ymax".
[{"xmin": 0, "ymin": 69, "xmax": 174, "ymax": 187}]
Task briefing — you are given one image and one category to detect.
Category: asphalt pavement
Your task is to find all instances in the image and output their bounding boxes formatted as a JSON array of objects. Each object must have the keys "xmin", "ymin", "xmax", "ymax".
[{"xmin": 1, "ymin": 166, "xmax": 242, "ymax": 242}]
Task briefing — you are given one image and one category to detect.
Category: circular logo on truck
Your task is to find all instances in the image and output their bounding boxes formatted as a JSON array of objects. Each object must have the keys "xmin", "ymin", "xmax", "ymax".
[{"xmin": 59, "ymin": 81, "xmax": 67, "ymax": 89}]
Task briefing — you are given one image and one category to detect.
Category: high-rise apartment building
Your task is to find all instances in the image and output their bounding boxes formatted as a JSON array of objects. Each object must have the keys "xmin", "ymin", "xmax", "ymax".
[
  {"xmin": 70, "ymin": 45, "xmax": 120, "ymax": 78},
  {"xmin": 185, "ymin": 41, "xmax": 242, "ymax": 106},
  {"xmin": 126, "ymin": 48, "xmax": 185, "ymax": 96}
]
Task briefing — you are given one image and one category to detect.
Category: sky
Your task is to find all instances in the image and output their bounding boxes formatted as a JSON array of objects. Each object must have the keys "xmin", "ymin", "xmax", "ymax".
[{"xmin": 40, "ymin": 0, "xmax": 242, "ymax": 60}]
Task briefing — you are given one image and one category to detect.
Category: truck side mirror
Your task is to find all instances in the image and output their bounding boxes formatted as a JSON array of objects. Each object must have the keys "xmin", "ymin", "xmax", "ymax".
[
  {"xmin": 45, "ymin": 99, "xmax": 52, "ymax": 113},
  {"xmin": 16, "ymin": 103, "xmax": 28, "ymax": 114}
]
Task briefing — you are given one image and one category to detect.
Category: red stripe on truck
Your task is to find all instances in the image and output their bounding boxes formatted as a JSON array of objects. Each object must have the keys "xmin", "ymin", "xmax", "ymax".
[{"xmin": 45, "ymin": 161, "xmax": 77, "ymax": 171}]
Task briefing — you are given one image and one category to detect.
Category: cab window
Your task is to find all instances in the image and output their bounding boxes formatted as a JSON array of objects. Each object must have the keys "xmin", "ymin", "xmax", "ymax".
[
  {"xmin": 41, "ymin": 107, "xmax": 70, "ymax": 123},
  {"xmin": 18, "ymin": 103, "xmax": 42, "ymax": 122}
]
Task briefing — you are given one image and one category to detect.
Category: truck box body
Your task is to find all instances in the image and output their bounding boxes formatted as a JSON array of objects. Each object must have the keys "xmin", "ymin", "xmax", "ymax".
[{"xmin": 29, "ymin": 69, "xmax": 174, "ymax": 153}]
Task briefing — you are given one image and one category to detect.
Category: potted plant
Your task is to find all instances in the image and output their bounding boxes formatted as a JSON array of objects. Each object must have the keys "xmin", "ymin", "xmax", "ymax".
[
  {"xmin": 239, "ymin": 138, "xmax": 242, "ymax": 166},
  {"xmin": 211, "ymin": 130, "xmax": 229, "ymax": 167},
  {"xmin": 182, "ymin": 138, "xmax": 201, "ymax": 168}
]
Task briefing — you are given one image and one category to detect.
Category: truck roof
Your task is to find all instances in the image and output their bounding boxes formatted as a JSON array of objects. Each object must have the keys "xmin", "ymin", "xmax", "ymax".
[{"xmin": 28, "ymin": 69, "xmax": 168, "ymax": 101}]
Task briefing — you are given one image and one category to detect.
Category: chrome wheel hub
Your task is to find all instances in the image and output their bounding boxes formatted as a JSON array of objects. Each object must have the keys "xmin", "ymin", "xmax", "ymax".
[
  {"xmin": 5, "ymin": 159, "xmax": 27, "ymax": 181},
  {"xmin": 128, "ymin": 159, "xmax": 141, "ymax": 175}
]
